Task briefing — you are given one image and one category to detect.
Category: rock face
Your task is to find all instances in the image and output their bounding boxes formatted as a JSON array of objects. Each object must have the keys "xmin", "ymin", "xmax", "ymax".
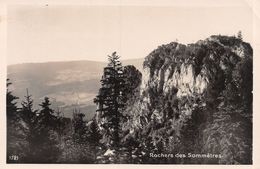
[{"xmin": 123, "ymin": 35, "xmax": 252, "ymax": 164}]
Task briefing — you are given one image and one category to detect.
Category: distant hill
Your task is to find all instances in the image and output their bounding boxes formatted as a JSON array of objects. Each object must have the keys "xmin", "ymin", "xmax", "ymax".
[{"xmin": 7, "ymin": 58, "xmax": 144, "ymax": 119}]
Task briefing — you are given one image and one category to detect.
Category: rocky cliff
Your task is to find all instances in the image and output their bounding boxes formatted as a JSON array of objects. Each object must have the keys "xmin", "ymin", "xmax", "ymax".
[{"xmin": 122, "ymin": 35, "xmax": 252, "ymax": 164}]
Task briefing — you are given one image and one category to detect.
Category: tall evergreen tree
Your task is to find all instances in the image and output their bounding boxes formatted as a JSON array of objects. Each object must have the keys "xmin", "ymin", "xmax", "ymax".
[
  {"xmin": 6, "ymin": 79, "xmax": 23, "ymax": 163},
  {"xmin": 34, "ymin": 97, "xmax": 59, "ymax": 163},
  {"xmin": 94, "ymin": 52, "xmax": 126, "ymax": 159},
  {"xmin": 21, "ymin": 89, "xmax": 37, "ymax": 124},
  {"xmin": 20, "ymin": 89, "xmax": 38, "ymax": 162},
  {"xmin": 38, "ymin": 97, "xmax": 57, "ymax": 128}
]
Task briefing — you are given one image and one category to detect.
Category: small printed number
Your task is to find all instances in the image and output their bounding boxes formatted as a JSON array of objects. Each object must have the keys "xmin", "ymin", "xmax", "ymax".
[{"xmin": 9, "ymin": 155, "xmax": 19, "ymax": 161}]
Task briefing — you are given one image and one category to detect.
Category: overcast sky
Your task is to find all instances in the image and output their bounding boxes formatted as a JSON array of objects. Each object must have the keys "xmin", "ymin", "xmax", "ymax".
[{"xmin": 7, "ymin": 1, "xmax": 253, "ymax": 65}]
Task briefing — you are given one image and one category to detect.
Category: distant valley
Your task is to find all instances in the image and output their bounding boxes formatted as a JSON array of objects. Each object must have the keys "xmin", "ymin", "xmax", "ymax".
[{"xmin": 7, "ymin": 58, "xmax": 144, "ymax": 119}]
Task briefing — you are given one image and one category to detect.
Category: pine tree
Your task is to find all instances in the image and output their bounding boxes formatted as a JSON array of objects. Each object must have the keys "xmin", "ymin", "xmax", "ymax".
[
  {"xmin": 38, "ymin": 97, "xmax": 57, "ymax": 129},
  {"xmin": 21, "ymin": 89, "xmax": 37, "ymax": 124},
  {"xmin": 6, "ymin": 79, "xmax": 23, "ymax": 163},
  {"xmin": 34, "ymin": 97, "xmax": 59, "ymax": 163},
  {"xmin": 20, "ymin": 89, "xmax": 38, "ymax": 162},
  {"xmin": 94, "ymin": 52, "xmax": 126, "ymax": 157}
]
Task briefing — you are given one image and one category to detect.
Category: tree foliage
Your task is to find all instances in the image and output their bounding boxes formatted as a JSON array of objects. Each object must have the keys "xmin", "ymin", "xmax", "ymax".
[
  {"xmin": 6, "ymin": 79, "xmax": 25, "ymax": 163},
  {"xmin": 94, "ymin": 52, "xmax": 126, "ymax": 153},
  {"xmin": 31, "ymin": 97, "xmax": 60, "ymax": 163},
  {"xmin": 19, "ymin": 89, "xmax": 38, "ymax": 162}
]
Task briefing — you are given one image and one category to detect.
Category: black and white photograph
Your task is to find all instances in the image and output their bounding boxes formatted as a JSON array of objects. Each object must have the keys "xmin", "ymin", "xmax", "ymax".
[{"xmin": 1, "ymin": 0, "xmax": 259, "ymax": 166}]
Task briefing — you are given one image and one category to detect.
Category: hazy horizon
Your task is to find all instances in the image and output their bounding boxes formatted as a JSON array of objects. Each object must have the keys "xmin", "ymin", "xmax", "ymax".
[
  {"xmin": 7, "ymin": 2, "xmax": 253, "ymax": 65},
  {"xmin": 7, "ymin": 56, "xmax": 144, "ymax": 66}
]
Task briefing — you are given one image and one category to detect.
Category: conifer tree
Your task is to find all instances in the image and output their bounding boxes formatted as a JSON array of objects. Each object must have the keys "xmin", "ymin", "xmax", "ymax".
[
  {"xmin": 38, "ymin": 97, "xmax": 57, "ymax": 129},
  {"xmin": 6, "ymin": 79, "xmax": 23, "ymax": 163},
  {"xmin": 34, "ymin": 97, "xmax": 59, "ymax": 163},
  {"xmin": 94, "ymin": 52, "xmax": 126, "ymax": 157},
  {"xmin": 20, "ymin": 89, "xmax": 38, "ymax": 162},
  {"xmin": 21, "ymin": 89, "xmax": 37, "ymax": 124}
]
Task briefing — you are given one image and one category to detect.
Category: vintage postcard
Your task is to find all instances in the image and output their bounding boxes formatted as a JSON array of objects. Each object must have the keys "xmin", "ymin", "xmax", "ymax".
[{"xmin": 1, "ymin": 0, "xmax": 260, "ymax": 168}]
